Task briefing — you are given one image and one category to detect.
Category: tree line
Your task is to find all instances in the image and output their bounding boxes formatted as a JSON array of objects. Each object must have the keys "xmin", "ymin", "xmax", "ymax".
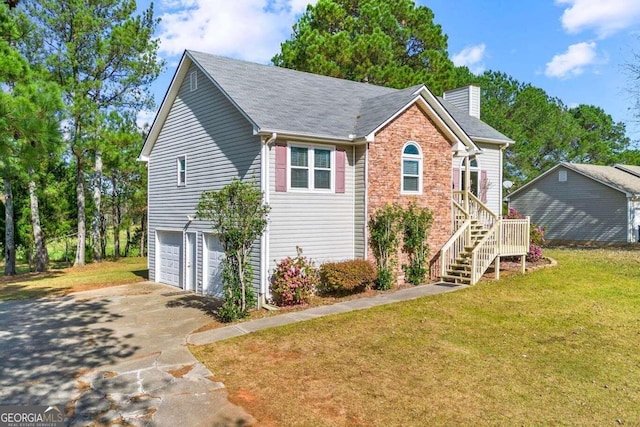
[
  {"xmin": 275, "ymin": 0, "xmax": 638, "ymax": 185},
  {"xmin": 1, "ymin": 0, "xmax": 637, "ymax": 275},
  {"xmin": 1, "ymin": 0, "xmax": 161, "ymax": 274}
]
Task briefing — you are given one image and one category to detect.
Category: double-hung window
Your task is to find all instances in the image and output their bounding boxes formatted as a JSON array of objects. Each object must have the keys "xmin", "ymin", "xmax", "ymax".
[
  {"xmin": 402, "ymin": 142, "xmax": 422, "ymax": 194},
  {"xmin": 177, "ymin": 155, "xmax": 187, "ymax": 186},
  {"xmin": 289, "ymin": 145, "xmax": 333, "ymax": 191}
]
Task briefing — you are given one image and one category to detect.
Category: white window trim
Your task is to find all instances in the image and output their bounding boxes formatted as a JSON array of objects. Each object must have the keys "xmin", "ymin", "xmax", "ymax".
[
  {"xmin": 559, "ymin": 169, "xmax": 567, "ymax": 182},
  {"xmin": 177, "ymin": 155, "xmax": 187, "ymax": 187},
  {"xmin": 459, "ymin": 156, "xmax": 481, "ymax": 195},
  {"xmin": 401, "ymin": 141, "xmax": 423, "ymax": 195},
  {"xmin": 189, "ymin": 70, "xmax": 197, "ymax": 91},
  {"xmin": 287, "ymin": 142, "xmax": 335, "ymax": 193}
]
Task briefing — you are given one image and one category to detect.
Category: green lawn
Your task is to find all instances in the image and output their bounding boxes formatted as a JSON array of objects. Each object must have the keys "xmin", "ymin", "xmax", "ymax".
[
  {"xmin": 0, "ymin": 257, "xmax": 148, "ymax": 301},
  {"xmin": 192, "ymin": 248, "xmax": 640, "ymax": 426}
]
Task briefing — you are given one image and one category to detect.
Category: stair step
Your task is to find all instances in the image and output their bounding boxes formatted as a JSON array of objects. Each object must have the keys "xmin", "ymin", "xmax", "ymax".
[
  {"xmin": 441, "ymin": 274, "xmax": 472, "ymax": 284},
  {"xmin": 449, "ymin": 264, "xmax": 472, "ymax": 271},
  {"xmin": 447, "ymin": 269, "xmax": 471, "ymax": 277}
]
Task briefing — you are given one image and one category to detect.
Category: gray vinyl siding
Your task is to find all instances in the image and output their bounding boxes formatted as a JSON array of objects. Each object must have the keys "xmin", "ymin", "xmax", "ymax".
[
  {"xmin": 354, "ymin": 144, "xmax": 367, "ymax": 258},
  {"xmin": 453, "ymin": 142, "xmax": 502, "ymax": 215},
  {"xmin": 148, "ymin": 63, "xmax": 261, "ymax": 293},
  {"xmin": 268, "ymin": 141, "xmax": 356, "ymax": 272},
  {"xmin": 509, "ymin": 167, "xmax": 628, "ymax": 243},
  {"xmin": 443, "ymin": 86, "xmax": 480, "ymax": 118},
  {"xmin": 476, "ymin": 142, "xmax": 502, "ymax": 215}
]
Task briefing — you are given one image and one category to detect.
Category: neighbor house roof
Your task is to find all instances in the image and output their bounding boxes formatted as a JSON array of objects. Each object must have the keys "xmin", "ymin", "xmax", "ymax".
[
  {"xmin": 615, "ymin": 164, "xmax": 640, "ymax": 178},
  {"xmin": 140, "ymin": 50, "xmax": 513, "ymax": 160},
  {"xmin": 506, "ymin": 162, "xmax": 640, "ymax": 199}
]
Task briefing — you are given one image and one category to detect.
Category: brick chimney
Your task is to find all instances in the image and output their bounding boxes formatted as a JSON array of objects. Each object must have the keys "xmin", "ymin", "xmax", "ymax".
[{"xmin": 443, "ymin": 85, "xmax": 481, "ymax": 119}]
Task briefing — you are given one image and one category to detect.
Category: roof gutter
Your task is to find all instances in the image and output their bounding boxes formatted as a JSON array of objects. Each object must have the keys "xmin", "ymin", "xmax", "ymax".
[
  {"xmin": 472, "ymin": 136, "xmax": 514, "ymax": 147},
  {"xmin": 255, "ymin": 128, "xmax": 367, "ymax": 145}
]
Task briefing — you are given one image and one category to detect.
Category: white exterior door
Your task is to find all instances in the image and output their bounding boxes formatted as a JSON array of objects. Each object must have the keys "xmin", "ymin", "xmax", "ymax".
[
  {"xmin": 203, "ymin": 234, "xmax": 224, "ymax": 297},
  {"xmin": 157, "ymin": 231, "xmax": 182, "ymax": 287},
  {"xmin": 186, "ymin": 232, "xmax": 197, "ymax": 291}
]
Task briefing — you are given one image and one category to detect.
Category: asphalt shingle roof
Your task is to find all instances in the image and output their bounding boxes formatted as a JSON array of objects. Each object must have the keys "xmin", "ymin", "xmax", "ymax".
[
  {"xmin": 188, "ymin": 50, "xmax": 512, "ymax": 143},
  {"xmin": 566, "ymin": 163, "xmax": 640, "ymax": 195},
  {"xmin": 615, "ymin": 164, "xmax": 640, "ymax": 178},
  {"xmin": 438, "ymin": 97, "xmax": 511, "ymax": 142}
]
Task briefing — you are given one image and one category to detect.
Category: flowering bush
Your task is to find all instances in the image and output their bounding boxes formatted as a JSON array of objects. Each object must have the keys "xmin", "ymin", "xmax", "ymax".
[
  {"xmin": 270, "ymin": 248, "xmax": 318, "ymax": 306},
  {"xmin": 504, "ymin": 208, "xmax": 546, "ymax": 262}
]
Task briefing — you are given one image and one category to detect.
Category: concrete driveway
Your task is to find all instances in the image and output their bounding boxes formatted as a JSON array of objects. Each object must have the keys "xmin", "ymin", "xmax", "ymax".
[{"xmin": 0, "ymin": 282, "xmax": 254, "ymax": 426}]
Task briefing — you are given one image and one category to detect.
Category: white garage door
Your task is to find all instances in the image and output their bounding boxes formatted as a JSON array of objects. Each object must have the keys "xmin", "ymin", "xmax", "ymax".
[
  {"xmin": 158, "ymin": 231, "xmax": 182, "ymax": 287},
  {"xmin": 203, "ymin": 234, "xmax": 224, "ymax": 297}
]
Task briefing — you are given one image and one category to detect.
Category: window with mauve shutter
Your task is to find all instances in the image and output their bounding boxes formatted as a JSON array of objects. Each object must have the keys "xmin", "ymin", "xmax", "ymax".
[
  {"xmin": 275, "ymin": 143, "xmax": 287, "ymax": 192},
  {"xmin": 335, "ymin": 148, "xmax": 345, "ymax": 193}
]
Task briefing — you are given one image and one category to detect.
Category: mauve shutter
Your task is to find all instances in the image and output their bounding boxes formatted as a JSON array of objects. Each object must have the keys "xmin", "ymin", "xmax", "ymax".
[
  {"xmin": 453, "ymin": 168, "xmax": 460, "ymax": 190},
  {"xmin": 336, "ymin": 148, "xmax": 346, "ymax": 194},
  {"xmin": 275, "ymin": 143, "xmax": 287, "ymax": 192},
  {"xmin": 480, "ymin": 170, "xmax": 488, "ymax": 203}
]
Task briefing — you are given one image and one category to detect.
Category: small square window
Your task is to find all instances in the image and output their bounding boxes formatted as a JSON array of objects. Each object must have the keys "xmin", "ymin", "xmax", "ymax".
[
  {"xmin": 177, "ymin": 156, "xmax": 186, "ymax": 186},
  {"xmin": 559, "ymin": 170, "xmax": 567, "ymax": 182}
]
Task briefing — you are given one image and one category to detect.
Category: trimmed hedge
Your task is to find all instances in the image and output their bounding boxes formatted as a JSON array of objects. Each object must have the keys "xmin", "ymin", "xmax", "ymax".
[{"xmin": 318, "ymin": 259, "xmax": 377, "ymax": 295}]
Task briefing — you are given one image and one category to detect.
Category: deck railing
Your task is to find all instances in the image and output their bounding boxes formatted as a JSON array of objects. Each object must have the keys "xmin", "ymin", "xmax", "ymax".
[
  {"xmin": 500, "ymin": 218, "xmax": 530, "ymax": 256},
  {"xmin": 452, "ymin": 191, "xmax": 497, "ymax": 230},
  {"xmin": 440, "ymin": 191, "xmax": 531, "ymax": 285},
  {"xmin": 439, "ymin": 220, "xmax": 472, "ymax": 279},
  {"xmin": 470, "ymin": 225, "xmax": 499, "ymax": 284}
]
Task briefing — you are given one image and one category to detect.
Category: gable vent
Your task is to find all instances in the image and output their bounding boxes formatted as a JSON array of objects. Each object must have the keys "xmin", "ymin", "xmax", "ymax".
[{"xmin": 190, "ymin": 70, "xmax": 197, "ymax": 91}]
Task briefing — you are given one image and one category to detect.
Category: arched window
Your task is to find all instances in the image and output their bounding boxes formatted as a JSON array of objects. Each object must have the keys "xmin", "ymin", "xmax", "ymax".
[{"xmin": 402, "ymin": 142, "xmax": 422, "ymax": 194}]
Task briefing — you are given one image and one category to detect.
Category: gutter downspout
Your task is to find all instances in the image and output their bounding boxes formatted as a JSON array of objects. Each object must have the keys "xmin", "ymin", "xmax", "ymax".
[{"xmin": 261, "ymin": 132, "xmax": 278, "ymax": 310}]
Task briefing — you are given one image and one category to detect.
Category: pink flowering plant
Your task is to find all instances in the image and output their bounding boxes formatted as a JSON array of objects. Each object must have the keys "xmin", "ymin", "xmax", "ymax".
[
  {"xmin": 270, "ymin": 247, "xmax": 318, "ymax": 306},
  {"xmin": 504, "ymin": 208, "xmax": 545, "ymax": 262}
]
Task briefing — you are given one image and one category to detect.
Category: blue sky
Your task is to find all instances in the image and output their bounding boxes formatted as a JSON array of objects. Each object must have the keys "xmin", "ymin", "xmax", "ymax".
[{"xmin": 138, "ymin": 0, "xmax": 640, "ymax": 140}]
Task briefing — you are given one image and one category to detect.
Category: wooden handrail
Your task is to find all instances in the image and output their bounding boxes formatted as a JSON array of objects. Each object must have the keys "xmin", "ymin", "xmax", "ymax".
[{"xmin": 439, "ymin": 220, "xmax": 472, "ymax": 278}]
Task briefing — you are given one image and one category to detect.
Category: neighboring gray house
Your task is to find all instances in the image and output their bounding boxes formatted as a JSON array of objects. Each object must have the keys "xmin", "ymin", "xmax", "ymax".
[
  {"xmin": 139, "ymin": 50, "xmax": 514, "ymax": 304},
  {"xmin": 506, "ymin": 162, "xmax": 640, "ymax": 244}
]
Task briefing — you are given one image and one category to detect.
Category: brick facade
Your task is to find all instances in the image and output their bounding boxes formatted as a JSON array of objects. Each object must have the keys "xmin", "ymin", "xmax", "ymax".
[{"xmin": 367, "ymin": 103, "xmax": 454, "ymax": 281}]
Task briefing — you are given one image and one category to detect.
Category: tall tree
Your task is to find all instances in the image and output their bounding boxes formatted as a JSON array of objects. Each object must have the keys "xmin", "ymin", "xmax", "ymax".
[
  {"xmin": 23, "ymin": 0, "xmax": 163, "ymax": 265},
  {"xmin": 568, "ymin": 104, "xmax": 630, "ymax": 164},
  {"xmin": 459, "ymin": 71, "xmax": 633, "ymax": 184},
  {"xmin": 13, "ymin": 79, "xmax": 63, "ymax": 271},
  {"xmin": 101, "ymin": 111, "xmax": 145, "ymax": 259},
  {"xmin": 0, "ymin": 2, "xmax": 27, "ymax": 275},
  {"xmin": 273, "ymin": 0, "xmax": 456, "ymax": 94}
]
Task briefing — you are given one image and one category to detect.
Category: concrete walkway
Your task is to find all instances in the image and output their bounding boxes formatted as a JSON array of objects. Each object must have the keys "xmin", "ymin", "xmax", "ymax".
[{"xmin": 189, "ymin": 281, "xmax": 466, "ymax": 346}]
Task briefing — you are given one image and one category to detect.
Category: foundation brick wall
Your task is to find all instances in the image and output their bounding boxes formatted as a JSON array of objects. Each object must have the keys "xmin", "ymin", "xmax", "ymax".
[{"xmin": 367, "ymin": 103, "xmax": 453, "ymax": 281}]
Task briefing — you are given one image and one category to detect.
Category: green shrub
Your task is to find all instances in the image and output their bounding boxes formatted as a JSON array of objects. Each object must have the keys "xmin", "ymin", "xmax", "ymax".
[
  {"xmin": 369, "ymin": 204, "xmax": 402, "ymax": 290},
  {"xmin": 318, "ymin": 259, "xmax": 377, "ymax": 295},
  {"xmin": 270, "ymin": 248, "xmax": 318, "ymax": 306},
  {"xmin": 400, "ymin": 202, "xmax": 434, "ymax": 285}
]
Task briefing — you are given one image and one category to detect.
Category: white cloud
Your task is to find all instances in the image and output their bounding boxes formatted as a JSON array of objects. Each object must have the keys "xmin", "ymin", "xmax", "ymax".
[
  {"xmin": 136, "ymin": 110, "xmax": 157, "ymax": 130},
  {"xmin": 557, "ymin": 0, "xmax": 640, "ymax": 38},
  {"xmin": 451, "ymin": 43, "xmax": 486, "ymax": 75},
  {"xmin": 157, "ymin": 0, "xmax": 316, "ymax": 63},
  {"xmin": 545, "ymin": 41, "xmax": 600, "ymax": 79}
]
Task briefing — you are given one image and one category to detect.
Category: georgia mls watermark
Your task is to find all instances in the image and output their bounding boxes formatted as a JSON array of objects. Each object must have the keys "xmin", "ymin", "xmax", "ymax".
[{"xmin": 0, "ymin": 406, "xmax": 65, "ymax": 427}]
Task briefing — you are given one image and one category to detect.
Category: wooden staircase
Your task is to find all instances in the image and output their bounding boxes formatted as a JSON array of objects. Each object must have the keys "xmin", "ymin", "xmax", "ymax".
[
  {"xmin": 441, "ymin": 220, "xmax": 488, "ymax": 285},
  {"xmin": 436, "ymin": 191, "xmax": 530, "ymax": 286}
]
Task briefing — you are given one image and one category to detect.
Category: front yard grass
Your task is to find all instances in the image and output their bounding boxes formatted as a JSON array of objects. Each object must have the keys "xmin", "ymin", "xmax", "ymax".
[
  {"xmin": 0, "ymin": 257, "xmax": 148, "ymax": 301},
  {"xmin": 192, "ymin": 248, "xmax": 640, "ymax": 426}
]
